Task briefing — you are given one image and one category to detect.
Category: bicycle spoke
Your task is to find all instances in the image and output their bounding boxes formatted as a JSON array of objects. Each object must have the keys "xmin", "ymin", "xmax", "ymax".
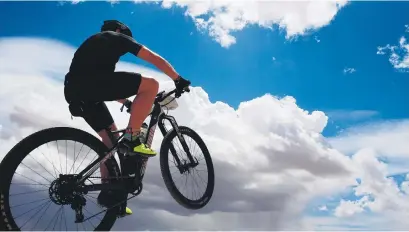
[
  {"xmin": 10, "ymin": 197, "xmax": 49, "ymax": 208},
  {"xmin": 69, "ymin": 143, "xmax": 84, "ymax": 174},
  {"xmin": 191, "ymin": 174, "xmax": 197, "ymax": 200},
  {"xmin": 14, "ymin": 199, "xmax": 50, "ymax": 220},
  {"xmin": 74, "ymin": 147, "xmax": 93, "ymax": 174},
  {"xmin": 83, "ymin": 208, "xmax": 96, "ymax": 229},
  {"xmin": 193, "ymin": 168, "xmax": 208, "ymax": 185},
  {"xmin": 20, "ymin": 162, "xmax": 52, "ymax": 184},
  {"xmin": 10, "ymin": 189, "xmax": 48, "ymax": 197},
  {"xmin": 192, "ymin": 171, "xmax": 204, "ymax": 200},
  {"xmin": 14, "ymin": 172, "xmax": 49, "ymax": 188},
  {"xmin": 45, "ymin": 143, "xmax": 61, "ymax": 177},
  {"xmin": 31, "ymin": 199, "xmax": 52, "ymax": 230},
  {"xmin": 66, "ymin": 140, "xmax": 68, "ymax": 174},
  {"xmin": 28, "ymin": 152, "xmax": 56, "ymax": 180},
  {"xmin": 11, "ymin": 182, "xmax": 46, "ymax": 186},
  {"xmin": 62, "ymin": 206, "xmax": 68, "ymax": 231},
  {"xmin": 52, "ymin": 207, "xmax": 63, "ymax": 230},
  {"xmin": 81, "ymin": 219, "xmax": 87, "ymax": 231},
  {"xmin": 56, "ymin": 140, "xmax": 63, "ymax": 174},
  {"xmin": 19, "ymin": 200, "xmax": 51, "ymax": 229},
  {"xmin": 84, "ymin": 196, "xmax": 104, "ymax": 221},
  {"xmin": 72, "ymin": 141, "xmax": 76, "ymax": 174},
  {"xmin": 45, "ymin": 205, "xmax": 61, "ymax": 231}
]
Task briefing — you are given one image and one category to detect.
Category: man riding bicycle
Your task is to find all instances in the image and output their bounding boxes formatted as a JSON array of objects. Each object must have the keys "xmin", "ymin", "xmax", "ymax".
[{"xmin": 63, "ymin": 20, "xmax": 190, "ymax": 216}]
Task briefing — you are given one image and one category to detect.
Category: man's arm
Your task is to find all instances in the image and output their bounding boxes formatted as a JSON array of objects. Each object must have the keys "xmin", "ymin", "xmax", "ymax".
[
  {"xmin": 112, "ymin": 32, "xmax": 180, "ymax": 81},
  {"xmin": 136, "ymin": 46, "xmax": 180, "ymax": 81}
]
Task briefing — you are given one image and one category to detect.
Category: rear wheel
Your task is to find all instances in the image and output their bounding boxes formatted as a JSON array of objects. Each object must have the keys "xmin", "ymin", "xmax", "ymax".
[
  {"xmin": 0, "ymin": 127, "xmax": 120, "ymax": 231},
  {"xmin": 159, "ymin": 126, "xmax": 215, "ymax": 209}
]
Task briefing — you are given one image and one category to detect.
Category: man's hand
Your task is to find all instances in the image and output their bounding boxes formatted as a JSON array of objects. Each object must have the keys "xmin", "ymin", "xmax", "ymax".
[
  {"xmin": 175, "ymin": 76, "xmax": 191, "ymax": 92},
  {"xmin": 124, "ymin": 99, "xmax": 132, "ymax": 112},
  {"xmin": 119, "ymin": 99, "xmax": 133, "ymax": 113}
]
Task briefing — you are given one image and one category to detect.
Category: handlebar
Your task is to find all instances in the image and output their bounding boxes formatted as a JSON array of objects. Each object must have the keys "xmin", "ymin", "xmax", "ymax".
[
  {"xmin": 120, "ymin": 86, "xmax": 190, "ymax": 113},
  {"xmin": 158, "ymin": 86, "xmax": 190, "ymax": 101}
]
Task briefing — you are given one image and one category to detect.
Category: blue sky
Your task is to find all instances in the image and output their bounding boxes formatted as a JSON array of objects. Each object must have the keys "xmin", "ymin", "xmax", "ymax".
[
  {"xmin": 1, "ymin": 1, "xmax": 408, "ymax": 138},
  {"xmin": 0, "ymin": 1, "xmax": 408, "ymax": 230}
]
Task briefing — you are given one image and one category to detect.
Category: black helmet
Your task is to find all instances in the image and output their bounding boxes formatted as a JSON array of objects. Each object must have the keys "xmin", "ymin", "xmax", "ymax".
[{"xmin": 101, "ymin": 20, "xmax": 133, "ymax": 38}]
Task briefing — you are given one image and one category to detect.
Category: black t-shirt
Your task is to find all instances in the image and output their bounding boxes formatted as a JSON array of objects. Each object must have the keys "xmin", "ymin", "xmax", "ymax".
[{"xmin": 67, "ymin": 31, "xmax": 142, "ymax": 77}]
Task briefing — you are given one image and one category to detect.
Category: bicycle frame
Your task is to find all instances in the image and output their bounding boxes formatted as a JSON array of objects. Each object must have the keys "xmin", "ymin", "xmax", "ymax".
[{"xmin": 74, "ymin": 89, "xmax": 195, "ymax": 192}]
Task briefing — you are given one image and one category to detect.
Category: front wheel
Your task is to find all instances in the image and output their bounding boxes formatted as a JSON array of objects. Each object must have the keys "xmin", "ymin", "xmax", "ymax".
[{"xmin": 159, "ymin": 126, "xmax": 215, "ymax": 210}]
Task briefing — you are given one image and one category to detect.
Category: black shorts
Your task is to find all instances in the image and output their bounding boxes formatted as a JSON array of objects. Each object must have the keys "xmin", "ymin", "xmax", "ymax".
[{"xmin": 64, "ymin": 71, "xmax": 142, "ymax": 132}]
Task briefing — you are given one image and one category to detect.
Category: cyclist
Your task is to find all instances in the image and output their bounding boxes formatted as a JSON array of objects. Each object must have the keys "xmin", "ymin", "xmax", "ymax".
[{"xmin": 63, "ymin": 20, "xmax": 190, "ymax": 216}]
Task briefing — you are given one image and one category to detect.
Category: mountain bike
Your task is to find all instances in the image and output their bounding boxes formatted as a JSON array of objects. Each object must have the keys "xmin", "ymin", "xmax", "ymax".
[{"xmin": 0, "ymin": 87, "xmax": 215, "ymax": 231}]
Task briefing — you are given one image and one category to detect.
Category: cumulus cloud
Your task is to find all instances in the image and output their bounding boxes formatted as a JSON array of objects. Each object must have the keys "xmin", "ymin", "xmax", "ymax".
[
  {"xmin": 328, "ymin": 121, "xmax": 409, "ymax": 229},
  {"xmin": 131, "ymin": 0, "xmax": 349, "ymax": 48},
  {"xmin": 330, "ymin": 148, "xmax": 409, "ymax": 230},
  {"xmin": 377, "ymin": 25, "xmax": 409, "ymax": 72},
  {"xmin": 0, "ymin": 36, "xmax": 405, "ymax": 230}
]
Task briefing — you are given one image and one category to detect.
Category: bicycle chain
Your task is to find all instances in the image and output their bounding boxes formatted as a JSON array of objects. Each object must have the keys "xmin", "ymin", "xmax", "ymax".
[{"xmin": 88, "ymin": 175, "xmax": 133, "ymax": 180}]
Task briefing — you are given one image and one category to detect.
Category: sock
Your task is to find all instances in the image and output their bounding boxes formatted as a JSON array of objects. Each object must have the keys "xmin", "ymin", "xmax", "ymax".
[{"xmin": 124, "ymin": 127, "xmax": 139, "ymax": 141}]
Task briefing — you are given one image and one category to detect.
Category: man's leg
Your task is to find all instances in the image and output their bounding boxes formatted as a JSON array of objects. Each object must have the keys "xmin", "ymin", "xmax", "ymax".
[
  {"xmin": 123, "ymin": 76, "xmax": 159, "ymax": 152},
  {"xmin": 97, "ymin": 123, "xmax": 119, "ymax": 182}
]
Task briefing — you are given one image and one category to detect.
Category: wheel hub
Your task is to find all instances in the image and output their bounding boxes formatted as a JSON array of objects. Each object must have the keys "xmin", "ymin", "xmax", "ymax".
[{"xmin": 179, "ymin": 158, "xmax": 199, "ymax": 174}]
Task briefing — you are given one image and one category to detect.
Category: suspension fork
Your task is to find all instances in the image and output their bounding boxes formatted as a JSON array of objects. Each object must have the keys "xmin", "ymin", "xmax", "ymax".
[{"xmin": 158, "ymin": 114, "xmax": 196, "ymax": 166}]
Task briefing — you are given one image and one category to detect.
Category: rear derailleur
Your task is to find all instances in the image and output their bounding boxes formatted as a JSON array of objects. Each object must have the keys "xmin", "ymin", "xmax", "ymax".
[{"xmin": 71, "ymin": 195, "xmax": 86, "ymax": 223}]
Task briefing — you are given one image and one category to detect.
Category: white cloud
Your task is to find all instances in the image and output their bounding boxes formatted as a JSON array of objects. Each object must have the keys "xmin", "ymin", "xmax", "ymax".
[
  {"xmin": 343, "ymin": 67, "xmax": 356, "ymax": 74},
  {"xmin": 135, "ymin": 0, "xmax": 349, "ymax": 48},
  {"xmin": 331, "ymin": 148, "xmax": 409, "ymax": 229},
  {"xmin": 329, "ymin": 119, "xmax": 409, "ymax": 176},
  {"xmin": 328, "ymin": 121, "xmax": 409, "ymax": 229},
  {"xmin": 1, "ymin": 36, "xmax": 407, "ymax": 230},
  {"xmin": 334, "ymin": 198, "xmax": 366, "ymax": 217},
  {"xmin": 328, "ymin": 120, "xmax": 409, "ymax": 159},
  {"xmin": 314, "ymin": 36, "xmax": 321, "ymax": 43},
  {"xmin": 377, "ymin": 25, "xmax": 409, "ymax": 72}
]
